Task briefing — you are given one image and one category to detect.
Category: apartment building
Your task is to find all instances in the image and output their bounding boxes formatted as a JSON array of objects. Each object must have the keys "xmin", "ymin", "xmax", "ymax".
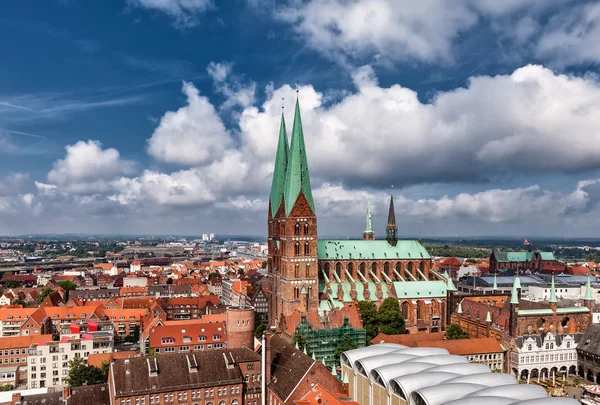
[
  {"xmin": 27, "ymin": 330, "xmax": 113, "ymax": 389},
  {"xmin": 0, "ymin": 308, "xmax": 38, "ymax": 337},
  {"xmin": 157, "ymin": 296, "xmax": 219, "ymax": 320},
  {"xmin": 42, "ymin": 306, "xmax": 103, "ymax": 334},
  {"xmin": 0, "ymin": 334, "xmax": 53, "ymax": 367},
  {"xmin": 108, "ymin": 349, "xmax": 261, "ymax": 405},
  {"xmin": 142, "ymin": 321, "xmax": 227, "ymax": 355}
]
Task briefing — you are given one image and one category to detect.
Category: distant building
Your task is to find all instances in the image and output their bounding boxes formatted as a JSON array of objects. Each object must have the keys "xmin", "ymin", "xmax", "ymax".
[{"xmin": 489, "ymin": 251, "xmax": 560, "ymax": 273}]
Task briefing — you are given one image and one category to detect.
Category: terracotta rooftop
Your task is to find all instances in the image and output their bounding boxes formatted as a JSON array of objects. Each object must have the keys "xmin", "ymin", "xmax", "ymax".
[
  {"xmin": 294, "ymin": 384, "xmax": 359, "ymax": 405},
  {"xmin": 0, "ymin": 334, "xmax": 53, "ymax": 350},
  {"xmin": 415, "ymin": 337, "xmax": 503, "ymax": 355}
]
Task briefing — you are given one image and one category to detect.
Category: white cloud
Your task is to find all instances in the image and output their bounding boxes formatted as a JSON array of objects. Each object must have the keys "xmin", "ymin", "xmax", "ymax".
[
  {"xmin": 274, "ymin": 0, "xmax": 574, "ymax": 65},
  {"xmin": 146, "ymin": 81, "xmax": 233, "ymax": 165},
  {"xmin": 207, "ymin": 61, "xmax": 256, "ymax": 110},
  {"xmin": 536, "ymin": 2, "xmax": 600, "ymax": 66},
  {"xmin": 127, "ymin": 0, "xmax": 214, "ymax": 27},
  {"xmin": 47, "ymin": 140, "xmax": 136, "ymax": 194}
]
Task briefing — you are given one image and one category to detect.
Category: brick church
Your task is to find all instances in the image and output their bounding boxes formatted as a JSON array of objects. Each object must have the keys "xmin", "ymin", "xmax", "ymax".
[{"xmin": 267, "ymin": 99, "xmax": 452, "ymax": 334}]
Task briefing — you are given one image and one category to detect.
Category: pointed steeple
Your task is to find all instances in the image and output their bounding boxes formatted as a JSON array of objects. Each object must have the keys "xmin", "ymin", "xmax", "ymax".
[
  {"xmin": 510, "ymin": 281, "xmax": 519, "ymax": 305},
  {"xmin": 485, "ymin": 311, "xmax": 492, "ymax": 323},
  {"xmin": 549, "ymin": 276, "xmax": 557, "ymax": 303},
  {"xmin": 363, "ymin": 199, "xmax": 375, "ymax": 240},
  {"xmin": 343, "ymin": 373, "xmax": 349, "ymax": 384},
  {"xmin": 585, "ymin": 275, "xmax": 594, "ymax": 301},
  {"xmin": 447, "ymin": 275, "xmax": 457, "ymax": 292},
  {"xmin": 386, "ymin": 194, "xmax": 398, "ymax": 246},
  {"xmin": 269, "ymin": 112, "xmax": 289, "ymax": 217},
  {"xmin": 331, "ymin": 365, "xmax": 337, "ymax": 376},
  {"xmin": 311, "ymin": 351, "xmax": 316, "ymax": 361},
  {"xmin": 284, "ymin": 98, "xmax": 315, "ymax": 216},
  {"xmin": 493, "ymin": 274, "xmax": 498, "ymax": 291},
  {"xmin": 303, "ymin": 344, "xmax": 308, "ymax": 356},
  {"xmin": 514, "ymin": 273, "xmax": 521, "ymax": 290},
  {"xmin": 457, "ymin": 302, "xmax": 463, "ymax": 314}
]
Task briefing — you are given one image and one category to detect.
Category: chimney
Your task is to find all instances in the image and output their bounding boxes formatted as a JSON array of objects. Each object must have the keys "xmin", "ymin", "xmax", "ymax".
[
  {"xmin": 11, "ymin": 392, "xmax": 21, "ymax": 405},
  {"xmin": 63, "ymin": 386, "xmax": 72, "ymax": 404}
]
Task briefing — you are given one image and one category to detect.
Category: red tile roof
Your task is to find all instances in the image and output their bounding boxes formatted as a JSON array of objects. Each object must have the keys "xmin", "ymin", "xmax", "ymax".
[{"xmin": 148, "ymin": 321, "xmax": 226, "ymax": 348}]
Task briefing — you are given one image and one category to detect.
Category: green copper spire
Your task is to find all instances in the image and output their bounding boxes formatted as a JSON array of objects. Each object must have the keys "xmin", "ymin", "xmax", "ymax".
[
  {"xmin": 364, "ymin": 199, "xmax": 374, "ymax": 235},
  {"xmin": 343, "ymin": 373, "xmax": 349, "ymax": 384},
  {"xmin": 514, "ymin": 273, "xmax": 521, "ymax": 290},
  {"xmin": 311, "ymin": 351, "xmax": 316, "ymax": 361},
  {"xmin": 493, "ymin": 274, "xmax": 498, "ymax": 291},
  {"xmin": 284, "ymin": 99, "xmax": 315, "ymax": 216},
  {"xmin": 447, "ymin": 276, "xmax": 457, "ymax": 292},
  {"xmin": 331, "ymin": 365, "xmax": 337, "ymax": 376},
  {"xmin": 269, "ymin": 112, "xmax": 289, "ymax": 217},
  {"xmin": 457, "ymin": 302, "xmax": 463, "ymax": 314},
  {"xmin": 585, "ymin": 275, "xmax": 594, "ymax": 301},
  {"xmin": 510, "ymin": 281, "xmax": 519, "ymax": 305},
  {"xmin": 549, "ymin": 276, "xmax": 557, "ymax": 303},
  {"xmin": 485, "ymin": 311, "xmax": 492, "ymax": 323}
]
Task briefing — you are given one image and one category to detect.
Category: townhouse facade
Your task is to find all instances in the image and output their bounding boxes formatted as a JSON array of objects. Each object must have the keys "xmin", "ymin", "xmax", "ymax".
[
  {"xmin": 157, "ymin": 296, "xmax": 219, "ymax": 320},
  {"xmin": 0, "ymin": 334, "xmax": 53, "ymax": 367},
  {"xmin": 0, "ymin": 308, "xmax": 39, "ymax": 337},
  {"xmin": 142, "ymin": 321, "xmax": 227, "ymax": 355}
]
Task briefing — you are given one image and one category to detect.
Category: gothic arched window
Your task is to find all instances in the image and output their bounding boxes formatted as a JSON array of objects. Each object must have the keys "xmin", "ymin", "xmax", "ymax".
[
  {"xmin": 304, "ymin": 223, "xmax": 309, "ymax": 235},
  {"xmin": 294, "ymin": 223, "xmax": 300, "ymax": 235},
  {"xmin": 304, "ymin": 242, "xmax": 310, "ymax": 256},
  {"xmin": 305, "ymin": 264, "xmax": 310, "ymax": 278},
  {"xmin": 295, "ymin": 287, "xmax": 299, "ymax": 299},
  {"xmin": 295, "ymin": 242, "xmax": 300, "ymax": 256},
  {"xmin": 294, "ymin": 264, "xmax": 299, "ymax": 278}
]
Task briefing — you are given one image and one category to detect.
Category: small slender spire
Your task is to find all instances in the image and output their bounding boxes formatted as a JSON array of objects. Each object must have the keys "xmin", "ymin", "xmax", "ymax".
[
  {"xmin": 269, "ymin": 111, "xmax": 289, "ymax": 217},
  {"xmin": 514, "ymin": 272, "xmax": 521, "ymax": 290},
  {"xmin": 386, "ymin": 191, "xmax": 398, "ymax": 246},
  {"xmin": 457, "ymin": 302, "xmax": 463, "ymax": 314},
  {"xmin": 510, "ymin": 281, "xmax": 519, "ymax": 305},
  {"xmin": 311, "ymin": 351, "xmax": 316, "ymax": 361},
  {"xmin": 321, "ymin": 357, "xmax": 327, "ymax": 366},
  {"xmin": 363, "ymin": 199, "xmax": 374, "ymax": 240},
  {"xmin": 549, "ymin": 275, "xmax": 557, "ymax": 303},
  {"xmin": 493, "ymin": 274, "xmax": 498, "ymax": 291},
  {"xmin": 585, "ymin": 275, "xmax": 594, "ymax": 301},
  {"xmin": 303, "ymin": 344, "xmax": 308, "ymax": 356},
  {"xmin": 485, "ymin": 310, "xmax": 492, "ymax": 323},
  {"xmin": 343, "ymin": 373, "xmax": 349, "ymax": 384},
  {"xmin": 447, "ymin": 276, "xmax": 457, "ymax": 292},
  {"xmin": 295, "ymin": 340, "xmax": 299, "ymax": 350},
  {"xmin": 331, "ymin": 365, "xmax": 337, "ymax": 376}
]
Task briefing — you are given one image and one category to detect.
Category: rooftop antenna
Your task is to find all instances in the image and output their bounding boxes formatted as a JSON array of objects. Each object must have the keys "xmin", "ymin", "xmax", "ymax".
[{"xmin": 296, "ymin": 81, "xmax": 299, "ymax": 95}]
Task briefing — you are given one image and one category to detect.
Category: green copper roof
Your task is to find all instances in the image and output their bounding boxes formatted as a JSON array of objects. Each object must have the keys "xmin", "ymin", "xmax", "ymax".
[
  {"xmin": 447, "ymin": 276, "xmax": 457, "ymax": 292},
  {"xmin": 364, "ymin": 200, "xmax": 373, "ymax": 234},
  {"xmin": 269, "ymin": 112, "xmax": 289, "ymax": 217},
  {"xmin": 393, "ymin": 280, "xmax": 447, "ymax": 299},
  {"xmin": 493, "ymin": 251, "xmax": 556, "ymax": 262},
  {"xmin": 585, "ymin": 276, "xmax": 594, "ymax": 301},
  {"xmin": 549, "ymin": 276, "xmax": 557, "ymax": 303},
  {"xmin": 284, "ymin": 99, "xmax": 315, "ymax": 216},
  {"xmin": 318, "ymin": 239, "xmax": 431, "ymax": 261}
]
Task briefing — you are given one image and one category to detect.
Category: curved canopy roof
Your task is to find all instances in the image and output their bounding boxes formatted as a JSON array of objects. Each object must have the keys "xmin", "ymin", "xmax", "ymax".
[
  {"xmin": 340, "ymin": 344, "xmax": 405, "ymax": 368},
  {"xmin": 465, "ymin": 384, "xmax": 548, "ymax": 400},
  {"xmin": 411, "ymin": 383, "xmax": 487, "ymax": 405},
  {"xmin": 428, "ymin": 363, "xmax": 491, "ymax": 375},
  {"xmin": 446, "ymin": 373, "xmax": 517, "ymax": 387},
  {"xmin": 373, "ymin": 363, "xmax": 441, "ymax": 389},
  {"xmin": 442, "ymin": 396, "xmax": 519, "ymax": 405},
  {"xmin": 392, "ymin": 372, "xmax": 459, "ymax": 400},
  {"xmin": 406, "ymin": 354, "xmax": 468, "ymax": 366},
  {"xmin": 356, "ymin": 353, "xmax": 417, "ymax": 376}
]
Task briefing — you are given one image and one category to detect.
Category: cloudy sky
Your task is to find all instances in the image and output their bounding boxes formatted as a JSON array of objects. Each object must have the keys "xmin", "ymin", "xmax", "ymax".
[{"xmin": 2, "ymin": 0, "xmax": 600, "ymax": 238}]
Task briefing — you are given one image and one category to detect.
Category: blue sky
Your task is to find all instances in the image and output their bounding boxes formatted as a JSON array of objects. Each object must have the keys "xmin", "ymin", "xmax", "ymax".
[{"xmin": 2, "ymin": 0, "xmax": 600, "ymax": 237}]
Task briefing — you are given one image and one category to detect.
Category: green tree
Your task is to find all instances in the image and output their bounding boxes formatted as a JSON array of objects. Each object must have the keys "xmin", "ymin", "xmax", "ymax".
[
  {"xmin": 254, "ymin": 322, "xmax": 267, "ymax": 339},
  {"xmin": 0, "ymin": 384, "xmax": 14, "ymax": 391},
  {"xmin": 357, "ymin": 301, "xmax": 379, "ymax": 342},
  {"xmin": 377, "ymin": 297, "xmax": 406, "ymax": 335},
  {"xmin": 3, "ymin": 280, "xmax": 21, "ymax": 288},
  {"xmin": 36, "ymin": 288, "xmax": 54, "ymax": 304},
  {"xmin": 64, "ymin": 357, "xmax": 108, "ymax": 387},
  {"xmin": 334, "ymin": 335, "xmax": 358, "ymax": 358},
  {"xmin": 445, "ymin": 323, "xmax": 470, "ymax": 340},
  {"xmin": 208, "ymin": 272, "xmax": 221, "ymax": 279},
  {"xmin": 13, "ymin": 299, "xmax": 27, "ymax": 307},
  {"xmin": 125, "ymin": 325, "xmax": 140, "ymax": 343},
  {"xmin": 261, "ymin": 261, "xmax": 267, "ymax": 269},
  {"xmin": 292, "ymin": 333, "xmax": 307, "ymax": 351},
  {"xmin": 58, "ymin": 280, "xmax": 78, "ymax": 301}
]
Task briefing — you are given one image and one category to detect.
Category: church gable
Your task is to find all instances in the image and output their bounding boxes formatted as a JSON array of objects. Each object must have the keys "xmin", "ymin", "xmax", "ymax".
[{"xmin": 289, "ymin": 191, "xmax": 315, "ymax": 218}]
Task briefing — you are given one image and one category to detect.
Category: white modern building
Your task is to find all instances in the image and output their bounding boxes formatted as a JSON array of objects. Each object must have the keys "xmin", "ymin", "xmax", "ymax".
[
  {"xmin": 524, "ymin": 285, "xmax": 582, "ymax": 302},
  {"xmin": 511, "ymin": 332, "xmax": 581, "ymax": 382},
  {"xmin": 340, "ymin": 343, "xmax": 577, "ymax": 405},
  {"xmin": 27, "ymin": 331, "xmax": 113, "ymax": 389}
]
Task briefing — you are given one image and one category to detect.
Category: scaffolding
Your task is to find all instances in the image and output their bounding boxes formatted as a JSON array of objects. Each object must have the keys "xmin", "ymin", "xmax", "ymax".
[{"xmin": 294, "ymin": 314, "xmax": 366, "ymax": 368}]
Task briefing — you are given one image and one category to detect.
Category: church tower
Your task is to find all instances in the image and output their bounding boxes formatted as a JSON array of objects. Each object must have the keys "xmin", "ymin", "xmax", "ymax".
[
  {"xmin": 268, "ymin": 99, "xmax": 319, "ymax": 326},
  {"xmin": 362, "ymin": 200, "xmax": 375, "ymax": 240},
  {"xmin": 386, "ymin": 194, "xmax": 398, "ymax": 246}
]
